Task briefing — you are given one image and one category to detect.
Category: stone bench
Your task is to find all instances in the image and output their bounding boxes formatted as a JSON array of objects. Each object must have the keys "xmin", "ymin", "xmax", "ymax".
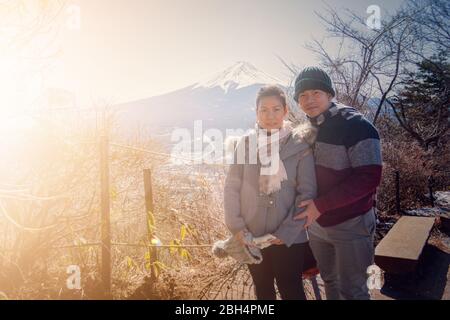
[{"xmin": 375, "ymin": 216, "xmax": 435, "ymax": 274}]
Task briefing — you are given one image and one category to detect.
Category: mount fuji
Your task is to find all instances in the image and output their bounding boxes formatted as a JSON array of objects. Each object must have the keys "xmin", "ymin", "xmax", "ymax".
[{"xmin": 114, "ymin": 61, "xmax": 288, "ymax": 139}]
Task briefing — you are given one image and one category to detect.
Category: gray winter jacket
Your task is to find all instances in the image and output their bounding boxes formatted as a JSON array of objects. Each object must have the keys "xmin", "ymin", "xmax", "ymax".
[{"xmin": 223, "ymin": 130, "xmax": 317, "ymax": 247}]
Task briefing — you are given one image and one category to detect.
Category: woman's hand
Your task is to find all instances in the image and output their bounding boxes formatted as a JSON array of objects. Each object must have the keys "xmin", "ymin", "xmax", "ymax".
[
  {"xmin": 235, "ymin": 230, "xmax": 257, "ymax": 247},
  {"xmin": 269, "ymin": 237, "xmax": 284, "ymax": 245},
  {"xmin": 235, "ymin": 230, "xmax": 246, "ymax": 245}
]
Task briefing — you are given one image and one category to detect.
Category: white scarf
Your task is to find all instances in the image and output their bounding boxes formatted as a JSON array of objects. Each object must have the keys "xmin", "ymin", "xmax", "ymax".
[{"xmin": 256, "ymin": 121, "xmax": 292, "ymax": 195}]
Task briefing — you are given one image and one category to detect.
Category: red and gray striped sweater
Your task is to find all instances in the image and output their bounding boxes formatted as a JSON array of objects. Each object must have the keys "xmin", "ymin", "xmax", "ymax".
[{"xmin": 309, "ymin": 103, "xmax": 382, "ymax": 227}]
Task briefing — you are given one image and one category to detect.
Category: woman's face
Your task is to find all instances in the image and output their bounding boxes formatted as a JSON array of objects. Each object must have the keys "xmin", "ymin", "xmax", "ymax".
[
  {"xmin": 297, "ymin": 89, "xmax": 333, "ymax": 118},
  {"xmin": 256, "ymin": 96, "xmax": 288, "ymax": 131}
]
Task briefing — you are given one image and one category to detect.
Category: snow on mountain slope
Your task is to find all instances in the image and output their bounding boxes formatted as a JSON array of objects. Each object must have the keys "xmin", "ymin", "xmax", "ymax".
[{"xmin": 194, "ymin": 61, "xmax": 281, "ymax": 92}]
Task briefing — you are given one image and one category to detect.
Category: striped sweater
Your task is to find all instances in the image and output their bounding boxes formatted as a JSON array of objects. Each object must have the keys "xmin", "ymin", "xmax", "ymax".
[{"xmin": 309, "ymin": 103, "xmax": 382, "ymax": 227}]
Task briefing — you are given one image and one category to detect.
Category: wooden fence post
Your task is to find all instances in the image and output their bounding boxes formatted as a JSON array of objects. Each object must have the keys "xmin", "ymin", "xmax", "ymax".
[
  {"xmin": 143, "ymin": 169, "xmax": 157, "ymax": 281},
  {"xmin": 428, "ymin": 176, "xmax": 435, "ymax": 207},
  {"xmin": 100, "ymin": 135, "xmax": 111, "ymax": 298},
  {"xmin": 395, "ymin": 171, "xmax": 400, "ymax": 215}
]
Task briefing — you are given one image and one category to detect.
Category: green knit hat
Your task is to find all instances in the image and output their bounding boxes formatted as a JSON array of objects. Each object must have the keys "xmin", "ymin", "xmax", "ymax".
[{"xmin": 294, "ymin": 67, "xmax": 335, "ymax": 102}]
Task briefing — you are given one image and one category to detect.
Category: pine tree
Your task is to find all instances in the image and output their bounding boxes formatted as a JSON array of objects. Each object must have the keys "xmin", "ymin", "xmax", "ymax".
[{"xmin": 389, "ymin": 51, "xmax": 449, "ymax": 149}]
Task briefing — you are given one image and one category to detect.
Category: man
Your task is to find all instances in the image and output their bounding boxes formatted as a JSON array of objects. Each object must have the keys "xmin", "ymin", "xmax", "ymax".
[{"xmin": 293, "ymin": 67, "xmax": 382, "ymax": 300}]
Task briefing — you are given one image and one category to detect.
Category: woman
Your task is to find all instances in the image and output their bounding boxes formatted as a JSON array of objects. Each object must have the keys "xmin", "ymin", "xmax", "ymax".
[{"xmin": 224, "ymin": 85, "xmax": 317, "ymax": 300}]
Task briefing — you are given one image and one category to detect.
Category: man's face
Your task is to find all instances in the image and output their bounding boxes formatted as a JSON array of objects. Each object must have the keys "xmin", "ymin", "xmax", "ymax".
[{"xmin": 297, "ymin": 89, "xmax": 333, "ymax": 118}]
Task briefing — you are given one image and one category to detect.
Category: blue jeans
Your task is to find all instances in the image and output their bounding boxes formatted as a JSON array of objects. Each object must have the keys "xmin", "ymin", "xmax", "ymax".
[{"xmin": 308, "ymin": 209, "xmax": 376, "ymax": 300}]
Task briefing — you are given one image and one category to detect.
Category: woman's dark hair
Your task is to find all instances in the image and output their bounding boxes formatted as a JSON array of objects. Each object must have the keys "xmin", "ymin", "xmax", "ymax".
[{"xmin": 256, "ymin": 85, "xmax": 287, "ymax": 109}]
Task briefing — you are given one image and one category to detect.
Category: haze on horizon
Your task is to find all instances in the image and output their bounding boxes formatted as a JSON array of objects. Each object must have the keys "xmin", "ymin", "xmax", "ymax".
[{"xmin": 1, "ymin": 0, "xmax": 405, "ymax": 112}]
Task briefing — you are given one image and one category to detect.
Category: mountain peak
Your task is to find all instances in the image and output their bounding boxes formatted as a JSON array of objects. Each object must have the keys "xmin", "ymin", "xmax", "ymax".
[{"xmin": 195, "ymin": 61, "xmax": 281, "ymax": 92}]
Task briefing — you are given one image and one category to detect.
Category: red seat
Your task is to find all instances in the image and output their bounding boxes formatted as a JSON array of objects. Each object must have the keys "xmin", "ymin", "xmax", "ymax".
[{"xmin": 302, "ymin": 267, "xmax": 320, "ymax": 280}]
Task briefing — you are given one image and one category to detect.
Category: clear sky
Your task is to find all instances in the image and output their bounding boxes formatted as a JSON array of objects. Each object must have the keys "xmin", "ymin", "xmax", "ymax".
[{"xmin": 3, "ymin": 0, "xmax": 406, "ymax": 109}]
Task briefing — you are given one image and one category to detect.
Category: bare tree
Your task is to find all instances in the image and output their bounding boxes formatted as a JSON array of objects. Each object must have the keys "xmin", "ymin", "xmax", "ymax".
[
  {"xmin": 304, "ymin": 3, "xmax": 432, "ymax": 123},
  {"xmin": 291, "ymin": 1, "xmax": 448, "ymax": 125},
  {"xmin": 279, "ymin": 0, "xmax": 449, "ymax": 154},
  {"xmin": 408, "ymin": 0, "xmax": 450, "ymax": 52}
]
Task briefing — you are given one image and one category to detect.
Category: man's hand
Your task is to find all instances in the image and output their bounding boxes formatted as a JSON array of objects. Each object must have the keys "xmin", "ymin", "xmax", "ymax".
[{"xmin": 294, "ymin": 199, "xmax": 321, "ymax": 229}]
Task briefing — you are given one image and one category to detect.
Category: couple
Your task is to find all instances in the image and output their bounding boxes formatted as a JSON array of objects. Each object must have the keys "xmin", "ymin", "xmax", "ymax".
[{"xmin": 223, "ymin": 67, "xmax": 382, "ymax": 300}]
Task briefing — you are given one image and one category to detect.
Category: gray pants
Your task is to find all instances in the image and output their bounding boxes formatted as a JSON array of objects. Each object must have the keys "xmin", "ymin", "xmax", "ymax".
[{"xmin": 308, "ymin": 209, "xmax": 376, "ymax": 300}]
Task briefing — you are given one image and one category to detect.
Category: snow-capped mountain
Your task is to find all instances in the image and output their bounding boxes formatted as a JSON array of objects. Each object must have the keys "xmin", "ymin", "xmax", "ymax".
[
  {"xmin": 114, "ymin": 61, "xmax": 287, "ymax": 140},
  {"xmin": 194, "ymin": 61, "xmax": 281, "ymax": 92}
]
